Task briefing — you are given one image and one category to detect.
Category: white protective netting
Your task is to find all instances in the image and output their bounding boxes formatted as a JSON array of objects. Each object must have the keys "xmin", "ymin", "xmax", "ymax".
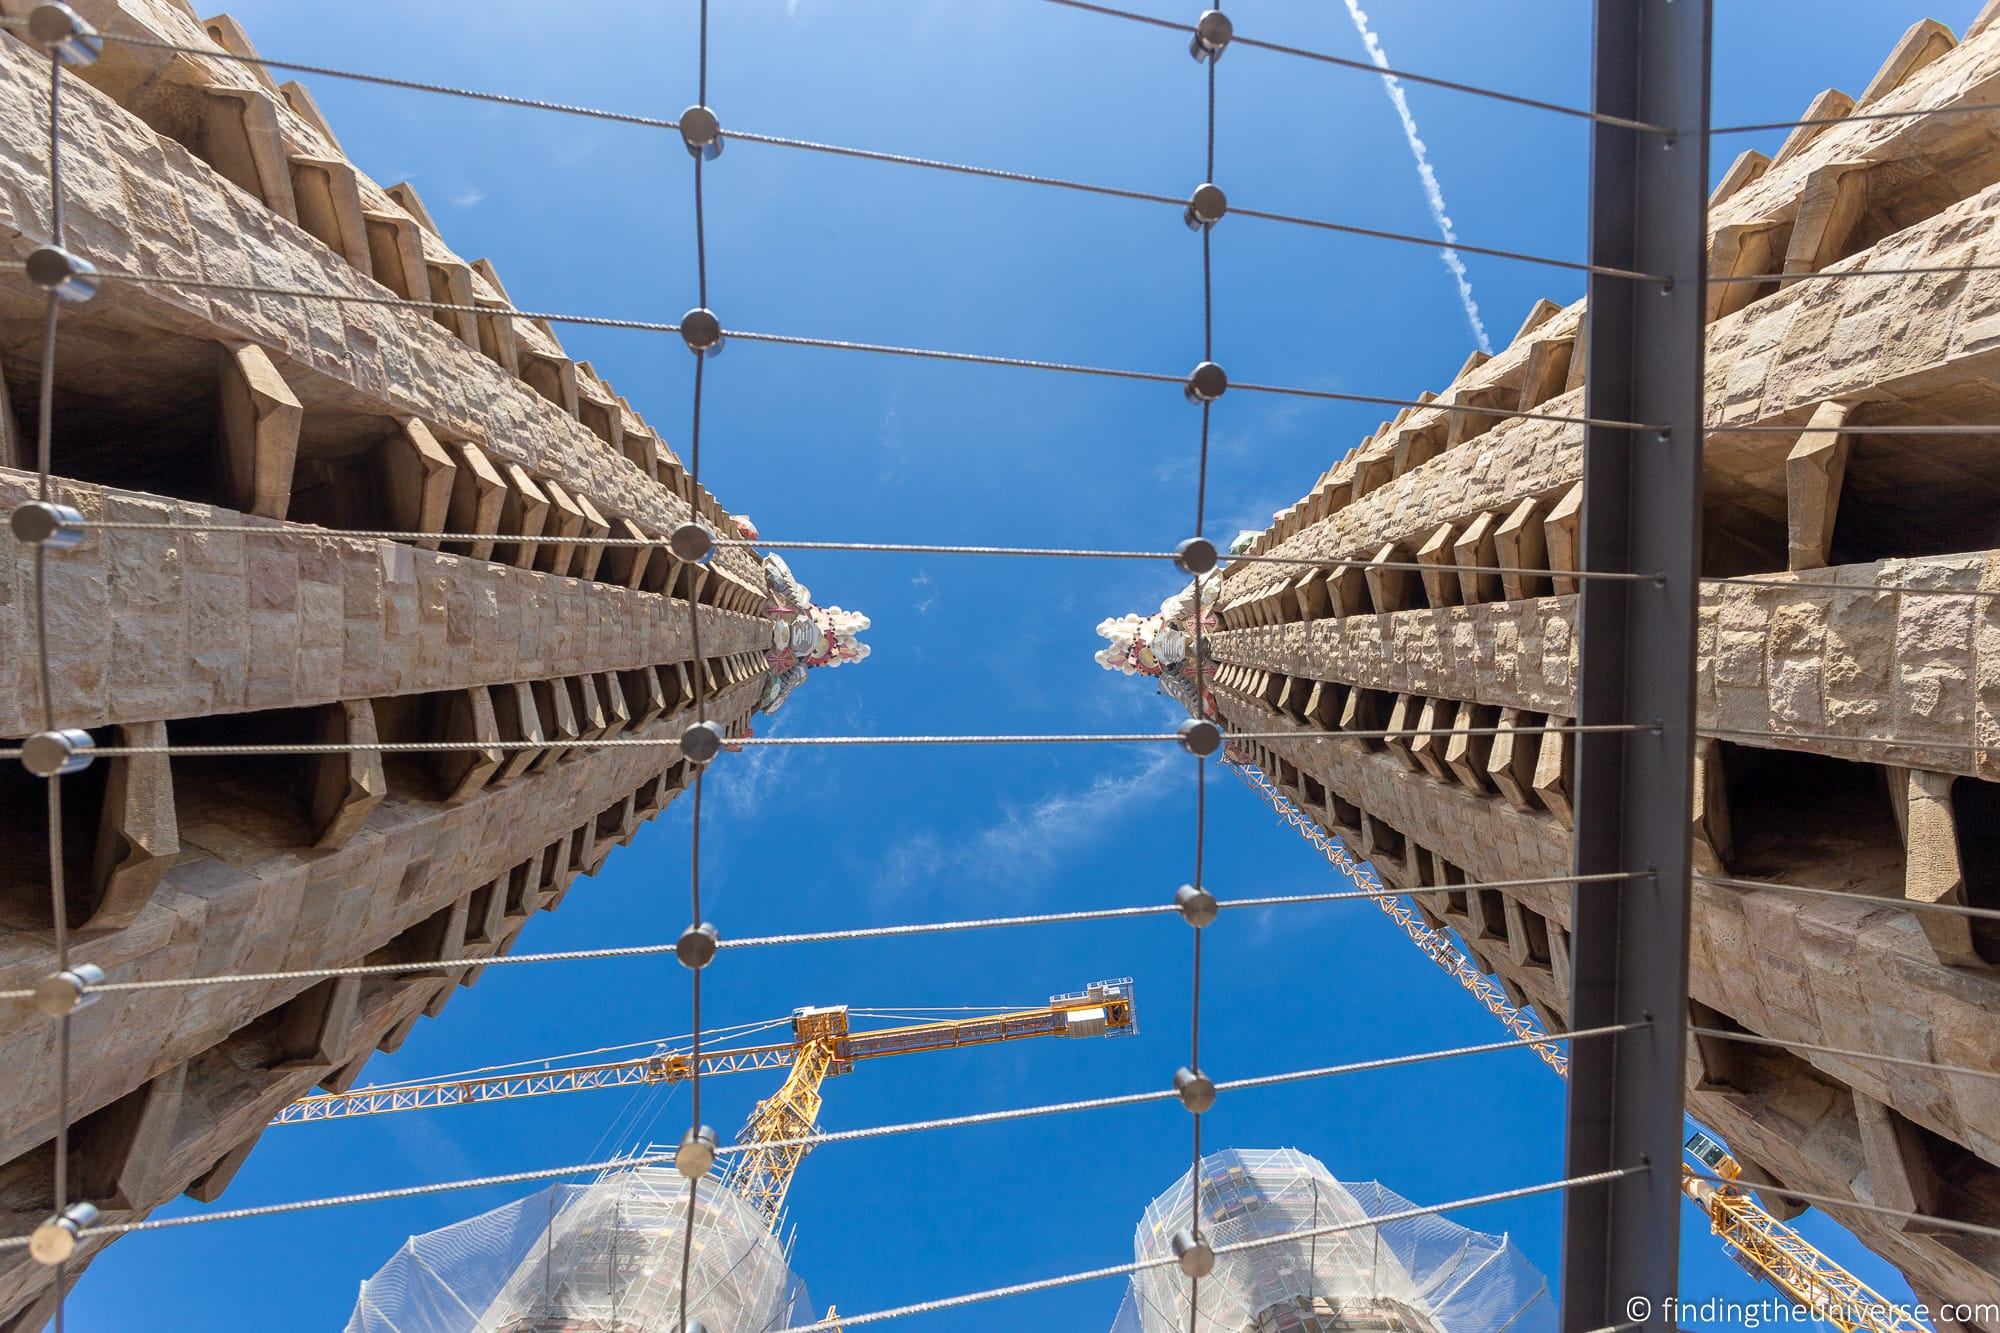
[
  {"xmin": 1109, "ymin": 1148, "xmax": 1555, "ymax": 1333},
  {"xmin": 345, "ymin": 1162, "xmax": 817, "ymax": 1332}
]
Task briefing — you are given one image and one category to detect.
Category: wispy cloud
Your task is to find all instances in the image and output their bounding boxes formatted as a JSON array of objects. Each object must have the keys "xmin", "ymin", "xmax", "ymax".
[
  {"xmin": 1216, "ymin": 486, "xmax": 1300, "ymax": 550},
  {"xmin": 381, "ymin": 1099, "xmax": 479, "ymax": 1182},
  {"xmin": 875, "ymin": 750, "xmax": 1176, "ymax": 901},
  {"xmin": 1343, "ymin": 2, "xmax": 1492, "ymax": 354},
  {"xmin": 877, "ymin": 403, "xmax": 908, "ymax": 483},
  {"xmin": 910, "ymin": 568, "xmax": 937, "ymax": 614},
  {"xmin": 710, "ymin": 708, "xmax": 794, "ymax": 818},
  {"xmin": 451, "ymin": 186, "xmax": 488, "ymax": 208}
]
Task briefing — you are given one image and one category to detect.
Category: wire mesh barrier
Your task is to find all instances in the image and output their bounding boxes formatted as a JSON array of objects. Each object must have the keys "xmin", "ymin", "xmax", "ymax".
[{"xmin": 2, "ymin": 0, "xmax": 1998, "ymax": 1330}]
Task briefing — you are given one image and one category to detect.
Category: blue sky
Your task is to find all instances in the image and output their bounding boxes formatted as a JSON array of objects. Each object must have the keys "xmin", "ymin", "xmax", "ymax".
[{"xmin": 64, "ymin": 2, "xmax": 1983, "ymax": 1328}]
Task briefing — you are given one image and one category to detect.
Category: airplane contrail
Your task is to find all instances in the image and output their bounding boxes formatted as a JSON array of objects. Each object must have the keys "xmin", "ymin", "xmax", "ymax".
[{"xmin": 1343, "ymin": 1, "xmax": 1494, "ymax": 354}]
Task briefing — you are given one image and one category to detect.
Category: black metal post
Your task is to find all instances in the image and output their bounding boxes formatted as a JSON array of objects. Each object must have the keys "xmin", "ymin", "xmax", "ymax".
[{"xmin": 1562, "ymin": 2, "xmax": 1710, "ymax": 1330}]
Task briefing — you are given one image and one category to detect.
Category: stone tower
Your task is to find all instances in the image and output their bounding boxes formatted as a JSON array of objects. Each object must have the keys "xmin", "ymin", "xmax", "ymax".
[
  {"xmin": 0, "ymin": 3, "xmax": 862, "ymax": 1326},
  {"xmin": 1103, "ymin": 11, "xmax": 2000, "ymax": 1323}
]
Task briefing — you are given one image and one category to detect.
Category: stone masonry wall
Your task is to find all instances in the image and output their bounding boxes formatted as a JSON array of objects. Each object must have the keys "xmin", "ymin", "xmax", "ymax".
[
  {"xmin": 1168, "ymin": 9, "xmax": 2000, "ymax": 1323},
  {"xmin": 0, "ymin": 4, "xmax": 816, "ymax": 1325}
]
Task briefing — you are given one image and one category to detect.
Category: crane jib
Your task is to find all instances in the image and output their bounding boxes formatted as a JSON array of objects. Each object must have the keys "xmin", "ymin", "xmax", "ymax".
[
  {"xmin": 843, "ymin": 1013, "xmax": 1065, "ymax": 1060},
  {"xmin": 267, "ymin": 984, "xmax": 1136, "ymax": 1127}
]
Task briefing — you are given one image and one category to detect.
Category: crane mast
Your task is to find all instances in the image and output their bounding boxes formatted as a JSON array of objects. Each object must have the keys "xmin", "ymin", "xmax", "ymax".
[
  {"xmin": 1229, "ymin": 760, "xmax": 1925, "ymax": 1333},
  {"xmin": 726, "ymin": 1007, "xmax": 844, "ymax": 1229}
]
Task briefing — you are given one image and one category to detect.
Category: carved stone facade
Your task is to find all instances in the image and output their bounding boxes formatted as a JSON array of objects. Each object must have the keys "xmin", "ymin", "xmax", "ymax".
[
  {"xmin": 0, "ymin": 3, "xmax": 844, "ymax": 1326},
  {"xmin": 1108, "ymin": 10, "xmax": 2000, "ymax": 1325}
]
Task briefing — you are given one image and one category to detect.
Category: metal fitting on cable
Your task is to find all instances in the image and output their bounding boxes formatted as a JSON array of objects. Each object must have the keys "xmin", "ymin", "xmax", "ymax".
[
  {"xmin": 1188, "ymin": 9, "xmax": 1232, "ymax": 62},
  {"xmin": 25, "ymin": 245, "xmax": 99, "ymax": 303},
  {"xmin": 1175, "ymin": 883, "xmax": 1219, "ymax": 926},
  {"xmin": 680, "ymin": 720, "xmax": 726, "ymax": 765},
  {"xmin": 1184, "ymin": 360, "xmax": 1227, "ymax": 404},
  {"xmin": 27, "ymin": 2, "xmax": 100, "ymax": 67},
  {"xmin": 1184, "ymin": 182, "xmax": 1227, "ymax": 232},
  {"xmin": 676, "ymin": 1124, "xmax": 719, "ymax": 1179},
  {"xmin": 10, "ymin": 500, "xmax": 86, "ymax": 549},
  {"xmin": 20, "ymin": 728, "xmax": 94, "ymax": 777},
  {"xmin": 1177, "ymin": 718, "xmax": 1221, "ymax": 757},
  {"xmin": 1174, "ymin": 536, "xmax": 1217, "ymax": 576},
  {"xmin": 676, "ymin": 922, "xmax": 720, "ymax": 969},
  {"xmin": 669, "ymin": 521, "xmax": 715, "ymax": 564},
  {"xmin": 680, "ymin": 105, "xmax": 724, "ymax": 161},
  {"xmin": 1173, "ymin": 1065, "xmax": 1217, "ymax": 1113},
  {"xmin": 1171, "ymin": 1227, "xmax": 1215, "ymax": 1278},
  {"xmin": 680, "ymin": 307, "xmax": 724, "ymax": 358},
  {"xmin": 31, "ymin": 963, "xmax": 103, "ymax": 1018},
  {"xmin": 28, "ymin": 1202, "xmax": 98, "ymax": 1266}
]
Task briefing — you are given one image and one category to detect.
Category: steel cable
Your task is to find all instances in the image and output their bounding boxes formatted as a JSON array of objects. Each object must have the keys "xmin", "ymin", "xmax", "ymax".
[
  {"xmin": 1185, "ymin": 25, "xmax": 1220, "ymax": 1320},
  {"xmin": 0, "ymin": 874, "xmax": 1640, "ymax": 1005},
  {"xmin": 0, "ymin": 1039, "xmax": 1637, "ymax": 1252},
  {"xmin": 27, "ymin": 46, "xmax": 76, "ymax": 1332},
  {"xmin": 1686, "ymin": 1026, "xmax": 2000, "ymax": 1086},
  {"xmin": 677, "ymin": 6, "xmax": 716, "ymax": 1327},
  {"xmin": 778, "ymin": 1168, "xmax": 1645, "ymax": 1330},
  {"xmin": 19, "ymin": 266, "xmax": 1659, "ymax": 427},
  {"xmin": 1033, "ymin": 0, "xmax": 1669, "ymax": 134}
]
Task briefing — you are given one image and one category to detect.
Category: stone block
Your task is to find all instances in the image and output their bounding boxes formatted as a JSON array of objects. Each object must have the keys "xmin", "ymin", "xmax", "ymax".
[
  {"xmin": 217, "ymin": 342, "xmax": 301, "ymax": 521},
  {"xmin": 310, "ymin": 700, "xmax": 385, "ymax": 849},
  {"xmin": 85, "ymin": 720, "xmax": 177, "ymax": 932},
  {"xmin": 380, "ymin": 419, "xmax": 456, "ymax": 551},
  {"xmin": 1903, "ymin": 769, "xmax": 1981, "ymax": 966}
]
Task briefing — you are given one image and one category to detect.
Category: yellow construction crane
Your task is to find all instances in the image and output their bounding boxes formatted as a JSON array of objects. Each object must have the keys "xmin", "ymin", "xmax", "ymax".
[
  {"xmin": 271, "ymin": 979, "xmax": 1137, "ymax": 1230},
  {"xmin": 1229, "ymin": 760, "xmax": 1926, "ymax": 1333}
]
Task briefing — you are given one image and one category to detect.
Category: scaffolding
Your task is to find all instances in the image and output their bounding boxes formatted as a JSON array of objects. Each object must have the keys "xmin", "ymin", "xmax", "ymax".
[
  {"xmin": 1110, "ymin": 1149, "xmax": 1554, "ymax": 1333},
  {"xmin": 344, "ymin": 1156, "xmax": 818, "ymax": 1332}
]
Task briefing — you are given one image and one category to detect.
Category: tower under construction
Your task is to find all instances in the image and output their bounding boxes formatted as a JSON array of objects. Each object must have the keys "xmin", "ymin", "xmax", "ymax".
[
  {"xmin": 1109, "ymin": 1148, "xmax": 1553, "ymax": 1333},
  {"xmin": 347, "ymin": 1161, "xmax": 821, "ymax": 1333}
]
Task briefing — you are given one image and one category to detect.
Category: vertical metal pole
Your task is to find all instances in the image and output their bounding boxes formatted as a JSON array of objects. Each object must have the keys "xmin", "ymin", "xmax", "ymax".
[{"xmin": 1561, "ymin": 2, "xmax": 1709, "ymax": 1330}]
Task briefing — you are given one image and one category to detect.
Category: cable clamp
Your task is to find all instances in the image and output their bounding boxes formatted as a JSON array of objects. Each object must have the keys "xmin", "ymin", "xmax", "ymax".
[
  {"xmin": 676, "ymin": 1124, "xmax": 719, "ymax": 1178},
  {"xmin": 1173, "ymin": 1065, "xmax": 1216, "ymax": 1112},
  {"xmin": 1188, "ymin": 9, "xmax": 1232, "ymax": 62},
  {"xmin": 1185, "ymin": 360, "xmax": 1227, "ymax": 404},
  {"xmin": 28, "ymin": 1202, "xmax": 98, "ymax": 1265},
  {"xmin": 1171, "ymin": 1227, "xmax": 1215, "ymax": 1276},
  {"xmin": 25, "ymin": 245, "xmax": 98, "ymax": 303},
  {"xmin": 9, "ymin": 500, "xmax": 85, "ymax": 549},
  {"xmin": 1175, "ymin": 883, "xmax": 1218, "ymax": 926},
  {"xmin": 676, "ymin": 922, "xmax": 720, "ymax": 969},
  {"xmin": 669, "ymin": 521, "xmax": 716, "ymax": 564},
  {"xmin": 1177, "ymin": 719, "xmax": 1221, "ymax": 757},
  {"xmin": 1184, "ymin": 182, "xmax": 1226, "ymax": 231},
  {"xmin": 1174, "ymin": 536, "xmax": 1217, "ymax": 575},
  {"xmin": 27, "ymin": 3, "xmax": 99, "ymax": 67},
  {"xmin": 680, "ymin": 720, "xmax": 726, "ymax": 764},
  {"xmin": 680, "ymin": 307, "xmax": 724, "ymax": 358},
  {"xmin": 21, "ymin": 728, "xmax": 93, "ymax": 777},
  {"xmin": 680, "ymin": 105, "xmax": 724, "ymax": 160},
  {"xmin": 31, "ymin": 962, "xmax": 103, "ymax": 1017}
]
